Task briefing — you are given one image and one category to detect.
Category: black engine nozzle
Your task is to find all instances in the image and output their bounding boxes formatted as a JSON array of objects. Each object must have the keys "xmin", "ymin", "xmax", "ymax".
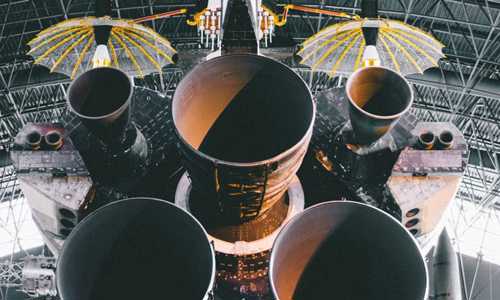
[{"xmin": 67, "ymin": 67, "xmax": 132, "ymax": 145}]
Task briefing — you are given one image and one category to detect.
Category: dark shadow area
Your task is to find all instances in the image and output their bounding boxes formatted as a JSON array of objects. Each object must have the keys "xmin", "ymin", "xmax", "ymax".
[
  {"xmin": 199, "ymin": 68, "xmax": 312, "ymax": 163},
  {"xmin": 57, "ymin": 199, "xmax": 213, "ymax": 300}
]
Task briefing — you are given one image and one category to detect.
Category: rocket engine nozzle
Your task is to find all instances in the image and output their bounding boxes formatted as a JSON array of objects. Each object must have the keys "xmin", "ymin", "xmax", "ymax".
[
  {"xmin": 346, "ymin": 66, "xmax": 413, "ymax": 145},
  {"xmin": 44, "ymin": 130, "xmax": 63, "ymax": 150},
  {"xmin": 56, "ymin": 198, "xmax": 215, "ymax": 300},
  {"xmin": 437, "ymin": 130, "xmax": 454, "ymax": 149},
  {"xmin": 269, "ymin": 201, "xmax": 428, "ymax": 300},
  {"xmin": 26, "ymin": 130, "xmax": 42, "ymax": 150},
  {"xmin": 67, "ymin": 67, "xmax": 132, "ymax": 145},
  {"xmin": 419, "ymin": 131, "xmax": 436, "ymax": 150},
  {"xmin": 172, "ymin": 54, "xmax": 314, "ymax": 223}
]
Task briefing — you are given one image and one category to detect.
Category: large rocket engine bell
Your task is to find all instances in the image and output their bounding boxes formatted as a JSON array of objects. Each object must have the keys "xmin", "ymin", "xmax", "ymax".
[
  {"xmin": 173, "ymin": 53, "xmax": 314, "ymax": 297},
  {"xmin": 269, "ymin": 201, "xmax": 428, "ymax": 300},
  {"xmin": 173, "ymin": 54, "xmax": 314, "ymax": 223},
  {"xmin": 56, "ymin": 198, "xmax": 215, "ymax": 300}
]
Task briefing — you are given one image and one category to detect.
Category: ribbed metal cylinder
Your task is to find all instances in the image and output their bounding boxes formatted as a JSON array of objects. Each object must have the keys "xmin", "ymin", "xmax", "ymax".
[
  {"xmin": 175, "ymin": 173, "xmax": 305, "ymax": 299},
  {"xmin": 270, "ymin": 201, "xmax": 428, "ymax": 300},
  {"xmin": 56, "ymin": 198, "xmax": 215, "ymax": 300},
  {"xmin": 172, "ymin": 54, "xmax": 315, "ymax": 223}
]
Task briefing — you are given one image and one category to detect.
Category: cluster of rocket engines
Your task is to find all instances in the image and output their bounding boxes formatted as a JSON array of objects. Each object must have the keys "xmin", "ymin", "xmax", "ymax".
[{"xmin": 10, "ymin": 54, "xmax": 466, "ymax": 300}]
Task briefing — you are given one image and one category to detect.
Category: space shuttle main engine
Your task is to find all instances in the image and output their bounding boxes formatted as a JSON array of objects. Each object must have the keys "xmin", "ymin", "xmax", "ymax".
[
  {"xmin": 173, "ymin": 54, "xmax": 314, "ymax": 222},
  {"xmin": 345, "ymin": 66, "xmax": 414, "ymax": 145},
  {"xmin": 66, "ymin": 67, "xmax": 149, "ymax": 188},
  {"xmin": 269, "ymin": 201, "xmax": 428, "ymax": 300},
  {"xmin": 56, "ymin": 198, "xmax": 215, "ymax": 300},
  {"xmin": 173, "ymin": 54, "xmax": 314, "ymax": 298}
]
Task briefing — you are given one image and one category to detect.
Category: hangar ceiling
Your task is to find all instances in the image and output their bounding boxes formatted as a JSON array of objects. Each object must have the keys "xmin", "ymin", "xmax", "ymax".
[{"xmin": 0, "ymin": 1, "xmax": 499, "ymax": 299}]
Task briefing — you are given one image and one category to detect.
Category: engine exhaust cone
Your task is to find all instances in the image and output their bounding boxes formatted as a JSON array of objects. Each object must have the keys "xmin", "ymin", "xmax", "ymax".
[
  {"xmin": 26, "ymin": 130, "xmax": 42, "ymax": 150},
  {"xmin": 44, "ymin": 130, "xmax": 63, "ymax": 150},
  {"xmin": 269, "ymin": 201, "xmax": 428, "ymax": 300},
  {"xmin": 67, "ymin": 67, "xmax": 132, "ymax": 145},
  {"xmin": 419, "ymin": 131, "xmax": 435, "ymax": 150},
  {"xmin": 346, "ymin": 66, "xmax": 413, "ymax": 145},
  {"xmin": 56, "ymin": 198, "xmax": 215, "ymax": 300},
  {"xmin": 173, "ymin": 54, "xmax": 314, "ymax": 223},
  {"xmin": 437, "ymin": 130, "xmax": 454, "ymax": 149}
]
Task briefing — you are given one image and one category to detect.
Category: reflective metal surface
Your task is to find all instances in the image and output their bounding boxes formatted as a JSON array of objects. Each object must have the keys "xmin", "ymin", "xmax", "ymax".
[
  {"xmin": 173, "ymin": 54, "xmax": 315, "ymax": 223},
  {"xmin": 269, "ymin": 200, "xmax": 428, "ymax": 300},
  {"xmin": 346, "ymin": 66, "xmax": 413, "ymax": 145},
  {"xmin": 56, "ymin": 197, "xmax": 215, "ymax": 300}
]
